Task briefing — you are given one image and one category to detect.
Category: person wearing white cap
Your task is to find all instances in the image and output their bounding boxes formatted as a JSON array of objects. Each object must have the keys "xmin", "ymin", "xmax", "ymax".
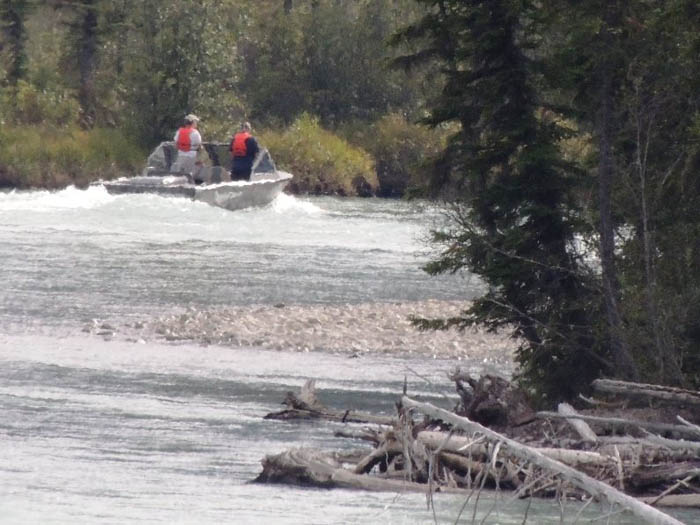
[{"xmin": 172, "ymin": 113, "xmax": 202, "ymax": 177}]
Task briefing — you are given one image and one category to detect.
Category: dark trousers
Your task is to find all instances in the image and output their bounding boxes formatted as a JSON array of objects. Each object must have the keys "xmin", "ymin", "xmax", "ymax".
[
  {"xmin": 231, "ymin": 157, "xmax": 253, "ymax": 180},
  {"xmin": 230, "ymin": 167, "xmax": 251, "ymax": 180}
]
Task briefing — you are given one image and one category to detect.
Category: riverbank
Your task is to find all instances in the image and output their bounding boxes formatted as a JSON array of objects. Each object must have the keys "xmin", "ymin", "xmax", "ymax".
[{"xmin": 93, "ymin": 300, "xmax": 516, "ymax": 368}]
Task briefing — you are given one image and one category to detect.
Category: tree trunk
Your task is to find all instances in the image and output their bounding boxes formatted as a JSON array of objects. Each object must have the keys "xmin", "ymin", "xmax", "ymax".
[
  {"xmin": 596, "ymin": 5, "xmax": 639, "ymax": 381},
  {"xmin": 632, "ymin": 87, "xmax": 685, "ymax": 386},
  {"xmin": 1, "ymin": 0, "xmax": 29, "ymax": 84},
  {"xmin": 77, "ymin": 0, "xmax": 99, "ymax": 127}
]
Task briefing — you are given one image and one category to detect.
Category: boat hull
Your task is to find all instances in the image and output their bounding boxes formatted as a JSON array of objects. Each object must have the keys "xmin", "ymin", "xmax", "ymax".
[
  {"xmin": 100, "ymin": 171, "xmax": 292, "ymax": 212},
  {"xmin": 194, "ymin": 172, "xmax": 292, "ymax": 211}
]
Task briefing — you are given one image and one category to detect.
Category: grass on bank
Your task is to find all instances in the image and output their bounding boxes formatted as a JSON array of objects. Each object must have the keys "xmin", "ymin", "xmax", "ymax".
[
  {"xmin": 0, "ymin": 107, "xmax": 442, "ymax": 198},
  {"xmin": 0, "ymin": 125, "xmax": 145, "ymax": 189}
]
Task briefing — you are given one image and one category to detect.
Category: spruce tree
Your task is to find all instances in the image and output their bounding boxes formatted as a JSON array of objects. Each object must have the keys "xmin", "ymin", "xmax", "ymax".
[
  {"xmin": 0, "ymin": 0, "xmax": 33, "ymax": 84},
  {"xmin": 395, "ymin": 0, "xmax": 604, "ymax": 402}
]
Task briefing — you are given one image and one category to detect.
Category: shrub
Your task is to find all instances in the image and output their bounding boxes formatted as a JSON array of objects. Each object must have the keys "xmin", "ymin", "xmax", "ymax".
[
  {"xmin": 0, "ymin": 81, "xmax": 79, "ymax": 127},
  {"xmin": 259, "ymin": 114, "xmax": 377, "ymax": 196},
  {"xmin": 341, "ymin": 114, "xmax": 447, "ymax": 197},
  {"xmin": 0, "ymin": 125, "xmax": 145, "ymax": 189}
]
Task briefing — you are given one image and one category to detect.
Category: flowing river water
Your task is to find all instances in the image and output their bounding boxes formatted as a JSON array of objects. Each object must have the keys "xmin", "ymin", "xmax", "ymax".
[{"xmin": 0, "ymin": 187, "xmax": 696, "ymax": 524}]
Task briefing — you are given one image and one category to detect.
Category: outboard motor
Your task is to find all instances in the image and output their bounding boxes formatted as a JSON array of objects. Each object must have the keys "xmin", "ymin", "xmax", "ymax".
[{"xmin": 142, "ymin": 142, "xmax": 178, "ymax": 176}]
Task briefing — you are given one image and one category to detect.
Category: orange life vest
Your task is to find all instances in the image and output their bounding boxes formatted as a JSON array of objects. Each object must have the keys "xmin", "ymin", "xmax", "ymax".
[
  {"xmin": 231, "ymin": 132, "xmax": 251, "ymax": 157},
  {"xmin": 176, "ymin": 126, "xmax": 193, "ymax": 152}
]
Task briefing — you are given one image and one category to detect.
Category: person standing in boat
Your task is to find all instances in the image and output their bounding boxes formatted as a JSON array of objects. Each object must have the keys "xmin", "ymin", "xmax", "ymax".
[
  {"xmin": 173, "ymin": 114, "xmax": 202, "ymax": 177},
  {"xmin": 229, "ymin": 121, "xmax": 260, "ymax": 180}
]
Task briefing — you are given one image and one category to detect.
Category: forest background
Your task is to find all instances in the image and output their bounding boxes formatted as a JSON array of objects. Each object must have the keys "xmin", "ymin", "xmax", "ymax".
[
  {"xmin": 1, "ymin": 0, "xmax": 698, "ymax": 404},
  {"xmin": 0, "ymin": 0, "xmax": 445, "ymax": 196}
]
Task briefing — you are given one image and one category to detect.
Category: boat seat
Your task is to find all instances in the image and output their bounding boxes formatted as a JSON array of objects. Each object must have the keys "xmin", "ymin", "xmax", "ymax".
[{"xmin": 193, "ymin": 165, "xmax": 231, "ymax": 185}]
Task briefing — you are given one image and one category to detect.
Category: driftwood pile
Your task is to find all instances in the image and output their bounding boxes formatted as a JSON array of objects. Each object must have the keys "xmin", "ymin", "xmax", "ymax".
[{"xmin": 255, "ymin": 374, "xmax": 700, "ymax": 524}]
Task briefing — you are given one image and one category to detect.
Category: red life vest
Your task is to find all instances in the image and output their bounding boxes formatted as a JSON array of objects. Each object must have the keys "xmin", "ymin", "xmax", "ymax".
[
  {"xmin": 231, "ymin": 132, "xmax": 251, "ymax": 157},
  {"xmin": 176, "ymin": 126, "xmax": 193, "ymax": 152}
]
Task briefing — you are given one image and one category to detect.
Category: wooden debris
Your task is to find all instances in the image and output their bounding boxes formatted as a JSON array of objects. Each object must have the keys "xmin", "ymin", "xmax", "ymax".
[
  {"xmin": 678, "ymin": 416, "xmax": 700, "ymax": 438},
  {"xmin": 641, "ymin": 494, "xmax": 700, "ymax": 508},
  {"xmin": 535, "ymin": 410, "xmax": 700, "ymax": 439},
  {"xmin": 450, "ymin": 370, "xmax": 536, "ymax": 427},
  {"xmin": 402, "ymin": 396, "xmax": 686, "ymax": 525},
  {"xmin": 558, "ymin": 402, "xmax": 598, "ymax": 443},
  {"xmin": 592, "ymin": 379, "xmax": 700, "ymax": 407},
  {"xmin": 255, "ymin": 376, "xmax": 700, "ymax": 522},
  {"xmin": 254, "ymin": 447, "xmax": 468, "ymax": 494}
]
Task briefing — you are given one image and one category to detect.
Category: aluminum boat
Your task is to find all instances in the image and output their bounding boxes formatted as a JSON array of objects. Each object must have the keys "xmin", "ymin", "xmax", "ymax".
[{"xmin": 96, "ymin": 142, "xmax": 293, "ymax": 212}]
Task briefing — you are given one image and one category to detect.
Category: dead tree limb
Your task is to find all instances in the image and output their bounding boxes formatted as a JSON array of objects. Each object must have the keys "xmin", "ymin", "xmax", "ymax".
[
  {"xmin": 592, "ymin": 379, "xmax": 700, "ymax": 407},
  {"xmin": 417, "ymin": 431, "xmax": 614, "ymax": 468},
  {"xmin": 558, "ymin": 402, "xmax": 598, "ymax": 443},
  {"xmin": 640, "ymin": 494, "xmax": 700, "ymax": 508},
  {"xmin": 629, "ymin": 465, "xmax": 700, "ymax": 491},
  {"xmin": 639, "ymin": 430, "xmax": 700, "ymax": 453},
  {"xmin": 535, "ymin": 411, "xmax": 699, "ymax": 439},
  {"xmin": 254, "ymin": 447, "xmax": 469, "ymax": 494},
  {"xmin": 677, "ymin": 416, "xmax": 700, "ymax": 438},
  {"xmin": 402, "ymin": 396, "xmax": 686, "ymax": 525}
]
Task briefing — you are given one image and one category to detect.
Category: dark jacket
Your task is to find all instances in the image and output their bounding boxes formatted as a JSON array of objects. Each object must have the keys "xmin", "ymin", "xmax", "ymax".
[{"xmin": 230, "ymin": 132, "xmax": 260, "ymax": 178}]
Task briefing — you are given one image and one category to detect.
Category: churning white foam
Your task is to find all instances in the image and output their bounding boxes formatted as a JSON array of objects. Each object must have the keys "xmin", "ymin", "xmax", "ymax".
[{"xmin": 0, "ymin": 184, "xmax": 115, "ymax": 212}]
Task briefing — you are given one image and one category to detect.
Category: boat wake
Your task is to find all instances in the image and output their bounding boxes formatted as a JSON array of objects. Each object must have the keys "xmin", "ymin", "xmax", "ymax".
[
  {"xmin": 0, "ymin": 183, "xmax": 316, "ymax": 217},
  {"xmin": 0, "ymin": 184, "xmax": 115, "ymax": 212}
]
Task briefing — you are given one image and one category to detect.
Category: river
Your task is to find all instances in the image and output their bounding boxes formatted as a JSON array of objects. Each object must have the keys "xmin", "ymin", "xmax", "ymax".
[{"xmin": 0, "ymin": 187, "xmax": 695, "ymax": 524}]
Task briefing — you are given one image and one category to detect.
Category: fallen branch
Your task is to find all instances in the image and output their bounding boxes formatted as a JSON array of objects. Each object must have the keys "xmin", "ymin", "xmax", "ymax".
[
  {"xmin": 254, "ymin": 447, "xmax": 468, "ymax": 494},
  {"xmin": 677, "ymin": 416, "xmax": 700, "ymax": 438},
  {"xmin": 417, "ymin": 431, "xmax": 614, "ymax": 468},
  {"xmin": 592, "ymin": 379, "xmax": 700, "ymax": 407},
  {"xmin": 536, "ymin": 411, "xmax": 700, "ymax": 439},
  {"xmin": 629, "ymin": 464, "xmax": 700, "ymax": 490},
  {"xmin": 640, "ymin": 494, "xmax": 700, "ymax": 508},
  {"xmin": 558, "ymin": 402, "xmax": 598, "ymax": 443}
]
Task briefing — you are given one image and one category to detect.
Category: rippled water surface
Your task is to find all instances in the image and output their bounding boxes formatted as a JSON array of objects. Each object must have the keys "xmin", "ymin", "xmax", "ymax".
[{"xmin": 0, "ymin": 188, "xmax": 695, "ymax": 524}]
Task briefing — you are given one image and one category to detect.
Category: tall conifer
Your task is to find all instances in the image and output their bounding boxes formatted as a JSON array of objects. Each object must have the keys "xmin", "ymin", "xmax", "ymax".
[{"xmin": 396, "ymin": 0, "xmax": 603, "ymax": 401}]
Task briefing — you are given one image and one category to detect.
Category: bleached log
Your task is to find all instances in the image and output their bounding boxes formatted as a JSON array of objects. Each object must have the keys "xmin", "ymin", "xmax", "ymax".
[
  {"xmin": 640, "ymin": 430, "xmax": 700, "ymax": 453},
  {"xmin": 417, "ymin": 431, "xmax": 614, "ymax": 467},
  {"xmin": 640, "ymin": 494, "xmax": 700, "ymax": 508},
  {"xmin": 536, "ymin": 411, "xmax": 699, "ymax": 439},
  {"xmin": 592, "ymin": 379, "xmax": 700, "ymax": 407},
  {"xmin": 629, "ymin": 464, "xmax": 700, "ymax": 490},
  {"xmin": 255, "ymin": 447, "xmax": 468, "ymax": 494},
  {"xmin": 558, "ymin": 402, "xmax": 598, "ymax": 443},
  {"xmin": 353, "ymin": 439, "xmax": 402, "ymax": 474},
  {"xmin": 578, "ymin": 393, "xmax": 625, "ymax": 408},
  {"xmin": 677, "ymin": 416, "xmax": 700, "ymax": 438},
  {"xmin": 403, "ymin": 396, "xmax": 685, "ymax": 525}
]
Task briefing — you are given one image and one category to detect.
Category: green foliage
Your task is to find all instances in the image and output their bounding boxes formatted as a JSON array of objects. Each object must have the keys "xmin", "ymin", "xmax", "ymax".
[
  {"xmin": 342, "ymin": 114, "xmax": 448, "ymax": 197},
  {"xmin": 401, "ymin": 0, "xmax": 604, "ymax": 403},
  {"xmin": 403, "ymin": 0, "xmax": 700, "ymax": 395},
  {"xmin": 118, "ymin": 0, "xmax": 240, "ymax": 146},
  {"xmin": 0, "ymin": 0, "xmax": 33, "ymax": 84},
  {"xmin": 0, "ymin": 80, "xmax": 79, "ymax": 126},
  {"xmin": 260, "ymin": 114, "xmax": 377, "ymax": 196},
  {"xmin": 0, "ymin": 125, "xmax": 144, "ymax": 188},
  {"xmin": 239, "ymin": 0, "xmax": 431, "ymax": 127},
  {"xmin": 552, "ymin": 0, "xmax": 700, "ymax": 387}
]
